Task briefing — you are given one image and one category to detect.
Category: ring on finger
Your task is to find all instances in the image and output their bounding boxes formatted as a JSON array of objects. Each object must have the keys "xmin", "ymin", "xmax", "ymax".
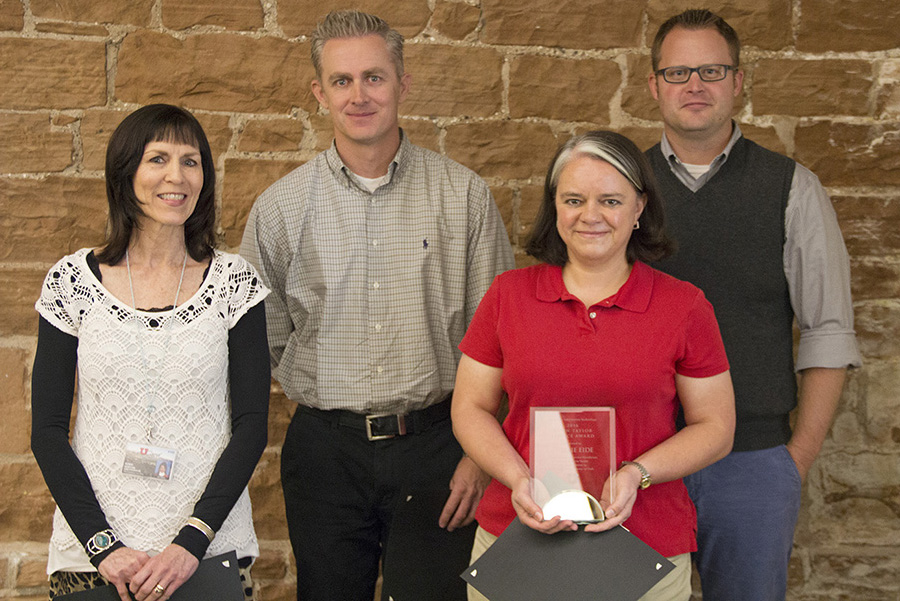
[{"xmin": 153, "ymin": 583, "xmax": 166, "ymax": 595}]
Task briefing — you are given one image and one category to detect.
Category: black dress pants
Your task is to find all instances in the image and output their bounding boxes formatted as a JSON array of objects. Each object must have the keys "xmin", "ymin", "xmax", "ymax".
[{"xmin": 281, "ymin": 405, "xmax": 476, "ymax": 601}]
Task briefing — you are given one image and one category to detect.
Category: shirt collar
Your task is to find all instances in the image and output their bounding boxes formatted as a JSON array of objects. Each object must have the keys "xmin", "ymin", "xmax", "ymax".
[
  {"xmin": 535, "ymin": 261, "xmax": 653, "ymax": 313},
  {"xmin": 660, "ymin": 121, "xmax": 743, "ymax": 168},
  {"xmin": 324, "ymin": 129, "xmax": 410, "ymax": 192}
]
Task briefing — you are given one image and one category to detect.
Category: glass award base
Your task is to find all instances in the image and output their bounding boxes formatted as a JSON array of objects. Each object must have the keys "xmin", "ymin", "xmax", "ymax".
[{"xmin": 542, "ymin": 490, "xmax": 606, "ymax": 524}]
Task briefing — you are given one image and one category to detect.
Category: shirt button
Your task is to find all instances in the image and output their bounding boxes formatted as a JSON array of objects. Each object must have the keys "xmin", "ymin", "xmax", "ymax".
[
  {"xmin": 376, "ymin": 366, "xmax": 384, "ymax": 373},
  {"xmin": 375, "ymin": 324, "xmax": 382, "ymax": 331},
  {"xmin": 372, "ymin": 240, "xmax": 378, "ymax": 246},
  {"xmin": 589, "ymin": 312, "xmax": 596, "ymax": 319},
  {"xmin": 373, "ymin": 282, "xmax": 380, "ymax": 289}
]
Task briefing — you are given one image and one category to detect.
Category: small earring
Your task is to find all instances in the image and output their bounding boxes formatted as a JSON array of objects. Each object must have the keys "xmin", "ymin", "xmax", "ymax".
[{"xmin": 633, "ymin": 221, "xmax": 640, "ymax": 230}]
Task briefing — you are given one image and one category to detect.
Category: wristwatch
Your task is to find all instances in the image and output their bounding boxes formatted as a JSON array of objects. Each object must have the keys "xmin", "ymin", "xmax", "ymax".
[
  {"xmin": 85, "ymin": 529, "xmax": 119, "ymax": 558},
  {"xmin": 620, "ymin": 460, "xmax": 652, "ymax": 489}
]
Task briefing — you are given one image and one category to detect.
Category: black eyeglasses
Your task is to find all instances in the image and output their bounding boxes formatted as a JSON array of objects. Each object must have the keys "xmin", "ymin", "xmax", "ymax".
[{"xmin": 655, "ymin": 64, "xmax": 736, "ymax": 84}]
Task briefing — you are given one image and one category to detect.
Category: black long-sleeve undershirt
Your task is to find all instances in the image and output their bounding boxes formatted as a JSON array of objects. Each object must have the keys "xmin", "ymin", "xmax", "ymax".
[{"xmin": 31, "ymin": 262, "xmax": 270, "ymax": 566}]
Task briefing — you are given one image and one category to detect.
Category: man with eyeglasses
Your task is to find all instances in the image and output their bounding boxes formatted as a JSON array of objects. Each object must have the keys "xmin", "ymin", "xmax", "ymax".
[{"xmin": 645, "ymin": 9, "xmax": 861, "ymax": 601}]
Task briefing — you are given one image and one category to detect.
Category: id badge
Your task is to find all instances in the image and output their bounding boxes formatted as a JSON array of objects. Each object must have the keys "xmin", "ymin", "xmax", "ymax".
[{"xmin": 123, "ymin": 442, "xmax": 177, "ymax": 480}]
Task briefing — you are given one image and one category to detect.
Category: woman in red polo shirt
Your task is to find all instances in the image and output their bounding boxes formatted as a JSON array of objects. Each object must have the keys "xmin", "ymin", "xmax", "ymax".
[{"xmin": 452, "ymin": 131, "xmax": 735, "ymax": 601}]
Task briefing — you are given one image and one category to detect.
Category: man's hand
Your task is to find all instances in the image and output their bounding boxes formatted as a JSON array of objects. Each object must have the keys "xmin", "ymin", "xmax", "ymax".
[{"xmin": 438, "ymin": 455, "xmax": 491, "ymax": 531}]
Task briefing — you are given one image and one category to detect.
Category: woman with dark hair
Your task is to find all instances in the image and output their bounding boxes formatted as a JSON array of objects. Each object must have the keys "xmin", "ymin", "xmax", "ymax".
[
  {"xmin": 453, "ymin": 131, "xmax": 735, "ymax": 600},
  {"xmin": 31, "ymin": 104, "xmax": 270, "ymax": 601}
]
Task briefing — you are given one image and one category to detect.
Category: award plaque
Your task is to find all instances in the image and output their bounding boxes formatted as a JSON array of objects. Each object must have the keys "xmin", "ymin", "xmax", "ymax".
[{"xmin": 530, "ymin": 407, "xmax": 616, "ymax": 523}]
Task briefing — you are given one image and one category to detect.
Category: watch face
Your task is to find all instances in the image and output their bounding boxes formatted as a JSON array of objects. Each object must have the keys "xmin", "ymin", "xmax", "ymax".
[{"xmin": 95, "ymin": 533, "xmax": 110, "ymax": 548}]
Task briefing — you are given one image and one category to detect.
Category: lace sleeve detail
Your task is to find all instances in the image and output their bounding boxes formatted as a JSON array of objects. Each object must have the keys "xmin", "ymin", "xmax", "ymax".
[
  {"xmin": 35, "ymin": 250, "xmax": 93, "ymax": 337},
  {"xmin": 219, "ymin": 252, "xmax": 270, "ymax": 329}
]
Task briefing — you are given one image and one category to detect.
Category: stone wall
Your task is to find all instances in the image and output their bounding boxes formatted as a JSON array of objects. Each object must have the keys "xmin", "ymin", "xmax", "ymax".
[{"xmin": 1, "ymin": 0, "xmax": 898, "ymax": 599}]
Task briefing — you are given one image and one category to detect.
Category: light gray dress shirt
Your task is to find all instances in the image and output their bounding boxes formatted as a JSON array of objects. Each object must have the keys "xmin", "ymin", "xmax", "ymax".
[
  {"xmin": 659, "ymin": 124, "xmax": 862, "ymax": 370},
  {"xmin": 241, "ymin": 133, "xmax": 515, "ymax": 413}
]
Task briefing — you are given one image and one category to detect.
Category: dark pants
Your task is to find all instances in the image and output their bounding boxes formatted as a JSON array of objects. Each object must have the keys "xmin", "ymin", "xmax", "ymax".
[{"xmin": 281, "ymin": 405, "xmax": 476, "ymax": 601}]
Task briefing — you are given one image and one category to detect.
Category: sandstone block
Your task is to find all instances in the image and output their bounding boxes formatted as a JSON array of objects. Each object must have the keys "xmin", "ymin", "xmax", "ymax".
[
  {"xmin": 81, "ymin": 110, "xmax": 231, "ymax": 172},
  {"xmin": 35, "ymin": 22, "xmax": 108, "ymax": 36},
  {"xmin": 515, "ymin": 252, "xmax": 539, "ymax": 269},
  {"xmin": 798, "ymin": 0, "xmax": 900, "ymax": 52},
  {"xmin": 116, "ymin": 32, "xmax": 315, "ymax": 114},
  {"xmin": 403, "ymin": 44, "xmax": 502, "ymax": 118},
  {"xmin": 307, "ymin": 113, "xmax": 334, "ymax": 152},
  {"xmin": 739, "ymin": 124, "xmax": 787, "ymax": 156},
  {"xmin": 854, "ymin": 300, "xmax": 900, "ymax": 360},
  {"xmin": 239, "ymin": 118, "xmax": 305, "ymax": 152},
  {"xmin": 740, "ymin": 123, "xmax": 788, "ymax": 155},
  {"xmin": 621, "ymin": 55, "xmax": 660, "ymax": 123},
  {"xmin": 876, "ymin": 60, "xmax": 900, "ymax": 119},
  {"xmin": 277, "ymin": 0, "xmax": 431, "ymax": 38},
  {"xmin": 752, "ymin": 59, "xmax": 872, "ymax": 117},
  {"xmin": 646, "ymin": 0, "xmax": 792, "ymax": 51},
  {"xmin": 0, "ymin": 269, "xmax": 45, "ymax": 336},
  {"xmin": 444, "ymin": 121, "xmax": 559, "ymax": 180},
  {"xmin": 398, "ymin": 118, "xmax": 440, "ymax": 154},
  {"xmin": 0, "ymin": 39, "xmax": 106, "ymax": 110},
  {"xmin": 221, "ymin": 158, "xmax": 304, "ymax": 248},
  {"xmin": 828, "ymin": 411, "xmax": 865, "ymax": 451},
  {"xmin": 509, "ymin": 55, "xmax": 619, "ymax": 123},
  {"xmin": 834, "ymin": 195, "xmax": 900, "ymax": 258},
  {"xmin": 30, "ymin": 0, "xmax": 152, "ymax": 25},
  {"xmin": 622, "ymin": 126, "xmax": 665, "ymax": 154},
  {"xmin": 810, "ymin": 549, "xmax": 900, "ymax": 597},
  {"xmin": 489, "ymin": 186, "xmax": 514, "ymax": 245},
  {"xmin": 0, "ymin": 0, "xmax": 24, "ymax": 30},
  {"xmin": 431, "ymin": 2, "xmax": 481, "ymax": 40},
  {"xmin": 795, "ymin": 122, "xmax": 900, "ymax": 187},
  {"xmin": 0, "ymin": 113, "xmax": 72, "ymax": 173},
  {"xmin": 573, "ymin": 125, "xmax": 664, "ymax": 155},
  {"xmin": 0, "ymin": 348, "xmax": 29, "ymax": 454},
  {"xmin": 81, "ymin": 110, "xmax": 130, "ymax": 171},
  {"xmin": 481, "ymin": 0, "xmax": 642, "ymax": 49},
  {"xmin": 16, "ymin": 557, "xmax": 47, "ymax": 588},
  {"xmin": 267, "ymin": 389, "xmax": 294, "ymax": 448},
  {"xmin": 257, "ymin": 580, "xmax": 295, "ymax": 601},
  {"xmin": 0, "ymin": 462, "xmax": 55, "ymax": 541},
  {"xmin": 850, "ymin": 257, "xmax": 900, "ymax": 302},
  {"xmin": 0, "ymin": 176, "xmax": 107, "ymax": 264},
  {"xmin": 248, "ymin": 449, "xmax": 288, "ymax": 540},
  {"xmin": 252, "ymin": 547, "xmax": 289, "ymax": 580},
  {"xmin": 859, "ymin": 359, "xmax": 900, "ymax": 444},
  {"xmin": 812, "ymin": 465, "xmax": 900, "ymax": 548},
  {"xmin": 518, "ymin": 184, "xmax": 544, "ymax": 241},
  {"xmin": 162, "ymin": 0, "xmax": 264, "ymax": 31}
]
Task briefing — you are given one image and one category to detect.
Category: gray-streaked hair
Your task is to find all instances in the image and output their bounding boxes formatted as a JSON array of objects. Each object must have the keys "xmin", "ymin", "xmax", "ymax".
[
  {"xmin": 651, "ymin": 9, "xmax": 741, "ymax": 71},
  {"xmin": 526, "ymin": 130, "xmax": 675, "ymax": 266},
  {"xmin": 310, "ymin": 10, "xmax": 405, "ymax": 80}
]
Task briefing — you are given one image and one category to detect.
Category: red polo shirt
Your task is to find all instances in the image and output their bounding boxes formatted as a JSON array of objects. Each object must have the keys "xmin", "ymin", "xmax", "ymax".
[{"xmin": 460, "ymin": 261, "xmax": 729, "ymax": 556}]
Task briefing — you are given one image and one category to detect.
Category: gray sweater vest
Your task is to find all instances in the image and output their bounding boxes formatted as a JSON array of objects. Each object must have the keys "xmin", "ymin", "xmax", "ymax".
[{"xmin": 648, "ymin": 137, "xmax": 797, "ymax": 452}]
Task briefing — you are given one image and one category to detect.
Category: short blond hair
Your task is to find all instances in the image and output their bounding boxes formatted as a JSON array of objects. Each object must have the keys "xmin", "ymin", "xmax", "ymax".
[{"xmin": 311, "ymin": 10, "xmax": 404, "ymax": 79}]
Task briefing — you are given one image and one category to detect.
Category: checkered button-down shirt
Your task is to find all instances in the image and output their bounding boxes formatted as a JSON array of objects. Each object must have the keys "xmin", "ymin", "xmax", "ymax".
[{"xmin": 241, "ymin": 133, "xmax": 514, "ymax": 413}]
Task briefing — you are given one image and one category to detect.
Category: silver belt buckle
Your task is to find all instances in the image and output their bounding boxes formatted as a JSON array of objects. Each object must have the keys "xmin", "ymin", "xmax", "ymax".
[{"xmin": 365, "ymin": 412, "xmax": 407, "ymax": 441}]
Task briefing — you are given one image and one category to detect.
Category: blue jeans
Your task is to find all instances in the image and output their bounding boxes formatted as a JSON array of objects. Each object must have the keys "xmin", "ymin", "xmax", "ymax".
[{"xmin": 685, "ymin": 445, "xmax": 802, "ymax": 601}]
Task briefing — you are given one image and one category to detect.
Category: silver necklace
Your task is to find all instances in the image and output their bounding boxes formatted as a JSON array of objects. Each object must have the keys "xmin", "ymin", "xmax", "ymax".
[{"xmin": 126, "ymin": 248, "xmax": 188, "ymax": 441}]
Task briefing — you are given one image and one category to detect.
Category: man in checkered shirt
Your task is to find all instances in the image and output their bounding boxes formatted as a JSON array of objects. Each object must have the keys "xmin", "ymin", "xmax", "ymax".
[{"xmin": 240, "ymin": 10, "xmax": 514, "ymax": 601}]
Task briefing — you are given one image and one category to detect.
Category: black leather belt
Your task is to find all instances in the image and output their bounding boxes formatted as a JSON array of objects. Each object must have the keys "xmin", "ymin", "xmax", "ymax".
[{"xmin": 298, "ymin": 397, "xmax": 451, "ymax": 441}]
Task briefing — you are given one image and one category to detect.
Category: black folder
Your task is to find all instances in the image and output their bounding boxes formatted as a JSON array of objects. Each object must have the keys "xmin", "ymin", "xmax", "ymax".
[
  {"xmin": 58, "ymin": 551, "xmax": 244, "ymax": 601},
  {"xmin": 461, "ymin": 518, "xmax": 675, "ymax": 601}
]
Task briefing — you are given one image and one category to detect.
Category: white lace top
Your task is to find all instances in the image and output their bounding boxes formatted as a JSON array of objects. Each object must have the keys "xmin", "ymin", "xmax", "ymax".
[{"xmin": 35, "ymin": 248, "xmax": 269, "ymax": 573}]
